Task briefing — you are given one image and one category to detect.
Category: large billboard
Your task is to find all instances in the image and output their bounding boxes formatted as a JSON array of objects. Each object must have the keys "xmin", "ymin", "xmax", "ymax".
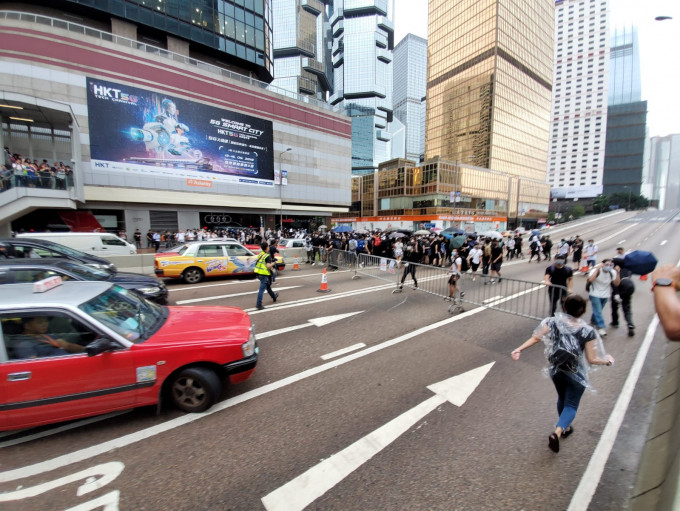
[{"xmin": 86, "ymin": 78, "xmax": 274, "ymax": 187}]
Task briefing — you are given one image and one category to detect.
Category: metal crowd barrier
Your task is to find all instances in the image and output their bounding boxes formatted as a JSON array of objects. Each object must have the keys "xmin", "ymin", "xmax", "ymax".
[
  {"xmin": 353, "ymin": 253, "xmax": 568, "ymax": 321},
  {"xmin": 326, "ymin": 249, "xmax": 358, "ymax": 272}
]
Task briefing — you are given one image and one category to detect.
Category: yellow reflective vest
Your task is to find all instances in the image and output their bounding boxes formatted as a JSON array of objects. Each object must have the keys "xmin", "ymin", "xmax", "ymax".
[{"xmin": 254, "ymin": 251, "xmax": 271, "ymax": 276}]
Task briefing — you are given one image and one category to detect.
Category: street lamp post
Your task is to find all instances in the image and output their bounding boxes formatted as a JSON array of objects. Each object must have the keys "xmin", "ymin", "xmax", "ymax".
[
  {"xmin": 278, "ymin": 148, "xmax": 292, "ymax": 232},
  {"xmin": 623, "ymin": 186, "xmax": 632, "ymax": 210}
]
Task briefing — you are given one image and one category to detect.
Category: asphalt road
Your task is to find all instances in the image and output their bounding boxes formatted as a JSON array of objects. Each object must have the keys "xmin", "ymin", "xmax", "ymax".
[{"xmin": 1, "ymin": 209, "xmax": 679, "ymax": 510}]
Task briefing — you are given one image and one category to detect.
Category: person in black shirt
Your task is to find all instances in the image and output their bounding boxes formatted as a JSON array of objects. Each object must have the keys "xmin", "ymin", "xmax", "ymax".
[
  {"xmin": 488, "ymin": 240, "xmax": 503, "ymax": 284},
  {"xmin": 399, "ymin": 240, "xmax": 420, "ymax": 289},
  {"xmin": 544, "ymin": 255, "xmax": 574, "ymax": 315}
]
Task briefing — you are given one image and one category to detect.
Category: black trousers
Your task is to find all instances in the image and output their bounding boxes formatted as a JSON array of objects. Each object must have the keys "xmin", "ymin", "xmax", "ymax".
[
  {"xmin": 548, "ymin": 286, "xmax": 568, "ymax": 316},
  {"xmin": 400, "ymin": 264, "xmax": 417, "ymax": 286},
  {"xmin": 611, "ymin": 292, "xmax": 634, "ymax": 327}
]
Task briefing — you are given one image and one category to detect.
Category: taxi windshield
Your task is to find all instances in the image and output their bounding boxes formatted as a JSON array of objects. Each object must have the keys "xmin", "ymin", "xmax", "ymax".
[{"xmin": 78, "ymin": 285, "xmax": 166, "ymax": 343}]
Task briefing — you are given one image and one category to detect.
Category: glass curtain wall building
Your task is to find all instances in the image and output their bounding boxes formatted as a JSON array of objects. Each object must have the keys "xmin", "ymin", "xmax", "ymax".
[
  {"xmin": 602, "ymin": 25, "xmax": 646, "ymax": 197},
  {"xmin": 62, "ymin": 0, "xmax": 274, "ymax": 81},
  {"xmin": 393, "ymin": 33, "xmax": 427, "ymax": 163},
  {"xmin": 425, "ymin": 0, "xmax": 554, "ymax": 218},
  {"xmin": 329, "ymin": 0, "xmax": 404, "ymax": 175},
  {"xmin": 647, "ymin": 135, "xmax": 680, "ymax": 210},
  {"xmin": 271, "ymin": 0, "xmax": 333, "ymax": 99}
]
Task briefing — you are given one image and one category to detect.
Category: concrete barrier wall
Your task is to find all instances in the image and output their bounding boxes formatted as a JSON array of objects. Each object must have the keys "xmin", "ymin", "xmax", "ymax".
[
  {"xmin": 631, "ymin": 342, "xmax": 680, "ymax": 510},
  {"xmin": 107, "ymin": 253, "xmax": 157, "ymax": 275}
]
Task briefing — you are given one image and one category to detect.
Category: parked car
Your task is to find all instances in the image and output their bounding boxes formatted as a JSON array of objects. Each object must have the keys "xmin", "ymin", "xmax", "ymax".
[
  {"xmin": 17, "ymin": 232, "xmax": 137, "ymax": 255},
  {"xmin": 155, "ymin": 240, "xmax": 284, "ymax": 284},
  {"xmin": 0, "ymin": 277, "xmax": 257, "ymax": 431},
  {"xmin": 0, "ymin": 238, "xmax": 116, "ymax": 272},
  {"xmin": 276, "ymin": 238, "xmax": 307, "ymax": 250},
  {"xmin": 0, "ymin": 258, "xmax": 168, "ymax": 304}
]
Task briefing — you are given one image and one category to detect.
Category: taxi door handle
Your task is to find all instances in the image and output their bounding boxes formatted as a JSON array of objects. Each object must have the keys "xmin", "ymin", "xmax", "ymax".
[{"xmin": 8, "ymin": 371, "xmax": 31, "ymax": 381}]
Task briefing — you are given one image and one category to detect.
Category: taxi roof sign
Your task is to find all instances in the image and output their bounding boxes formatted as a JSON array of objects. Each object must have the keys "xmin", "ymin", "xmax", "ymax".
[{"xmin": 33, "ymin": 276, "xmax": 63, "ymax": 293}]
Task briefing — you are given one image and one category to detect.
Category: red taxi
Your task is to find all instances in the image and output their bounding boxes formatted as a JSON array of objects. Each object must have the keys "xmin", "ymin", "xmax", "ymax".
[{"xmin": 0, "ymin": 277, "xmax": 257, "ymax": 431}]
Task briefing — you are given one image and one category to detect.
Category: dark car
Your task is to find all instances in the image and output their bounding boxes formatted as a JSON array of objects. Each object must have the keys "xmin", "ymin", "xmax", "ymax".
[
  {"xmin": 0, "ymin": 238, "xmax": 116, "ymax": 272},
  {"xmin": 0, "ymin": 258, "xmax": 168, "ymax": 304}
]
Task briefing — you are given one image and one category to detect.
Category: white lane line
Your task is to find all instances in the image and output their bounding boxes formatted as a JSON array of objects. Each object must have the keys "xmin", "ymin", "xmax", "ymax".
[
  {"xmin": 0, "ymin": 411, "xmax": 131, "ymax": 449},
  {"xmin": 168, "ymin": 270, "xmax": 353, "ymax": 292},
  {"xmin": 0, "ymin": 286, "xmax": 541, "ymax": 483},
  {"xmin": 483, "ymin": 296, "xmax": 503, "ymax": 304},
  {"xmin": 256, "ymin": 312, "xmax": 364, "ymax": 340},
  {"xmin": 567, "ymin": 254, "xmax": 680, "ymax": 510},
  {"xmin": 661, "ymin": 240, "xmax": 668, "ymax": 246},
  {"xmin": 321, "ymin": 343, "xmax": 366, "ymax": 361},
  {"xmin": 176, "ymin": 286, "xmax": 301, "ymax": 304},
  {"xmin": 619, "ymin": 239, "xmax": 626, "ymax": 244}
]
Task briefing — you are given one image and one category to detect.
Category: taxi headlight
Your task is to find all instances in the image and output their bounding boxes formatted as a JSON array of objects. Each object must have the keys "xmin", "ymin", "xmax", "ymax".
[
  {"xmin": 137, "ymin": 286, "xmax": 161, "ymax": 294},
  {"xmin": 242, "ymin": 327, "xmax": 256, "ymax": 357}
]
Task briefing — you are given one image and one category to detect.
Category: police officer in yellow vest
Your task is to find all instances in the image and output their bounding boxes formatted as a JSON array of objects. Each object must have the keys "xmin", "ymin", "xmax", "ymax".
[{"xmin": 255, "ymin": 241, "xmax": 278, "ymax": 310}]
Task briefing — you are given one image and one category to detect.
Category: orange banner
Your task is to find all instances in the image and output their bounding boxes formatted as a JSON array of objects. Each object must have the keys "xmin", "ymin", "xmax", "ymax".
[
  {"xmin": 187, "ymin": 178, "xmax": 212, "ymax": 188},
  {"xmin": 332, "ymin": 214, "xmax": 507, "ymax": 223}
]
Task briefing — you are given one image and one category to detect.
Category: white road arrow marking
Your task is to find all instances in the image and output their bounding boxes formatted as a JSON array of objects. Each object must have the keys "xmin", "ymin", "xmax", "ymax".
[
  {"xmin": 176, "ymin": 286, "xmax": 301, "ymax": 304},
  {"xmin": 661, "ymin": 240, "xmax": 668, "ymax": 246},
  {"xmin": 256, "ymin": 311, "xmax": 364, "ymax": 340},
  {"xmin": 261, "ymin": 362, "xmax": 495, "ymax": 511}
]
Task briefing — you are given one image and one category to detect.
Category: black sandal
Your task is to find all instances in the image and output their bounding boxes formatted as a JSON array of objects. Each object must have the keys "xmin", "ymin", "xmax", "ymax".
[
  {"xmin": 549, "ymin": 433, "xmax": 560, "ymax": 453},
  {"xmin": 562, "ymin": 426, "xmax": 574, "ymax": 438}
]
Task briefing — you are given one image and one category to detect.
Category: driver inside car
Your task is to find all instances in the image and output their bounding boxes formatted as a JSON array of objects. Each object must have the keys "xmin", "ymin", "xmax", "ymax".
[{"xmin": 13, "ymin": 316, "xmax": 84, "ymax": 359}]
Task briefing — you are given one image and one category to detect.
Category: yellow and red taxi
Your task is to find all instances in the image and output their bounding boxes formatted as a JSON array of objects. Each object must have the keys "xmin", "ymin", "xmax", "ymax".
[
  {"xmin": 0, "ymin": 277, "xmax": 257, "ymax": 431},
  {"xmin": 155, "ymin": 240, "xmax": 284, "ymax": 284}
]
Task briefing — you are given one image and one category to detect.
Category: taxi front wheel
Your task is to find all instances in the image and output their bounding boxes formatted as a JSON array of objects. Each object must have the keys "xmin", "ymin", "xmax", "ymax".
[
  {"xmin": 169, "ymin": 367, "xmax": 222, "ymax": 413},
  {"xmin": 182, "ymin": 267, "xmax": 204, "ymax": 284}
]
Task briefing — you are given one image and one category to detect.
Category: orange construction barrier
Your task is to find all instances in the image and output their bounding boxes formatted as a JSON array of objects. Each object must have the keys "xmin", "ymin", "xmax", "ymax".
[
  {"xmin": 292, "ymin": 254, "xmax": 300, "ymax": 271},
  {"xmin": 640, "ymin": 274, "xmax": 648, "ymax": 281},
  {"xmin": 317, "ymin": 267, "xmax": 331, "ymax": 293}
]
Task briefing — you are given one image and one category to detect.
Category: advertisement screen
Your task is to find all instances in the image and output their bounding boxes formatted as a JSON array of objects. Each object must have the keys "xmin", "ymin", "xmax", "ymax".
[{"xmin": 86, "ymin": 78, "xmax": 274, "ymax": 187}]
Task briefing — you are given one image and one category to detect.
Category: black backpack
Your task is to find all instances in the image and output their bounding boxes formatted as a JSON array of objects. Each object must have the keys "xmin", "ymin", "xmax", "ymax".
[{"xmin": 547, "ymin": 321, "xmax": 580, "ymax": 373}]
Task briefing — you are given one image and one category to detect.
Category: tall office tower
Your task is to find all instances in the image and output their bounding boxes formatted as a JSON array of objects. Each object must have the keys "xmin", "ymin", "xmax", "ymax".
[
  {"xmin": 602, "ymin": 25, "xmax": 646, "ymax": 196},
  {"xmin": 425, "ymin": 0, "xmax": 554, "ymax": 183},
  {"xmin": 272, "ymin": 0, "xmax": 333, "ymax": 100},
  {"xmin": 330, "ymin": 0, "xmax": 404, "ymax": 175},
  {"xmin": 647, "ymin": 135, "xmax": 680, "ymax": 210},
  {"xmin": 608, "ymin": 26, "xmax": 641, "ymax": 106},
  {"xmin": 547, "ymin": 0, "xmax": 610, "ymax": 199},
  {"xmin": 393, "ymin": 34, "xmax": 427, "ymax": 163}
]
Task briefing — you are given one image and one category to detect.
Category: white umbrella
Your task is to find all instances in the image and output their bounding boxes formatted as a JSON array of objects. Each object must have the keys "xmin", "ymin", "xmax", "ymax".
[
  {"xmin": 414, "ymin": 229, "xmax": 431, "ymax": 235},
  {"xmin": 354, "ymin": 228, "xmax": 369, "ymax": 234},
  {"xmin": 318, "ymin": 225, "xmax": 328, "ymax": 229},
  {"xmin": 389, "ymin": 232, "xmax": 407, "ymax": 239},
  {"xmin": 479, "ymin": 231, "xmax": 503, "ymax": 240}
]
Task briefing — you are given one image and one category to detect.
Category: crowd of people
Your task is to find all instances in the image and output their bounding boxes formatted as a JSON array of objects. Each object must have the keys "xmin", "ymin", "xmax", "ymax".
[{"xmin": 2, "ymin": 147, "xmax": 74, "ymax": 192}]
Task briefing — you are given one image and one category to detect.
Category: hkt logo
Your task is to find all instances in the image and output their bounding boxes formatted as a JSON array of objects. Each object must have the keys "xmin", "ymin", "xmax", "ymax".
[{"xmin": 92, "ymin": 84, "xmax": 138, "ymax": 104}]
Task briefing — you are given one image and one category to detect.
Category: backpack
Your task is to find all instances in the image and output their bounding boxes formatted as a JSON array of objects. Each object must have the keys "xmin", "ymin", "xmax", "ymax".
[
  {"xmin": 357, "ymin": 240, "xmax": 365, "ymax": 251},
  {"xmin": 547, "ymin": 321, "xmax": 580, "ymax": 373},
  {"xmin": 349, "ymin": 239, "xmax": 357, "ymax": 251}
]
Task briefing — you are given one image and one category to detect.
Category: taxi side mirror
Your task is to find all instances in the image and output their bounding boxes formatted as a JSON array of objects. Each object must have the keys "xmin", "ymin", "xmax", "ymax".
[{"xmin": 85, "ymin": 337, "xmax": 121, "ymax": 357}]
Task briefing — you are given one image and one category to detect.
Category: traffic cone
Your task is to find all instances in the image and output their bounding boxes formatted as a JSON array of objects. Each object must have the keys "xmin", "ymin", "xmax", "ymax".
[
  {"xmin": 317, "ymin": 267, "xmax": 331, "ymax": 293},
  {"xmin": 292, "ymin": 254, "xmax": 300, "ymax": 271},
  {"xmin": 640, "ymin": 274, "xmax": 648, "ymax": 281}
]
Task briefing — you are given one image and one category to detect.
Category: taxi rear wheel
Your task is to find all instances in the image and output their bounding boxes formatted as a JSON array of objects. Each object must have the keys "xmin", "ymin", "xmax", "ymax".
[
  {"xmin": 169, "ymin": 367, "xmax": 222, "ymax": 413},
  {"xmin": 182, "ymin": 267, "xmax": 204, "ymax": 284}
]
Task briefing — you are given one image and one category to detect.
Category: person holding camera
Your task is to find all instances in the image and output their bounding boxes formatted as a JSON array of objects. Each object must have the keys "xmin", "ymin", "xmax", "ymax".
[{"xmin": 587, "ymin": 258, "xmax": 620, "ymax": 337}]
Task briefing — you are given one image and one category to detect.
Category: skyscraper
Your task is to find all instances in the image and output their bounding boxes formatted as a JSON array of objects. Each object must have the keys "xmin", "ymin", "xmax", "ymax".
[
  {"xmin": 548, "ymin": 0, "xmax": 610, "ymax": 199},
  {"xmin": 608, "ymin": 25, "xmax": 642, "ymax": 106},
  {"xmin": 602, "ymin": 25, "xmax": 647, "ymax": 197},
  {"xmin": 426, "ymin": 0, "xmax": 554, "ymax": 183},
  {"xmin": 393, "ymin": 34, "xmax": 427, "ymax": 163},
  {"xmin": 329, "ymin": 0, "xmax": 404, "ymax": 175},
  {"xmin": 272, "ymin": 0, "xmax": 333, "ymax": 100},
  {"xmin": 646, "ymin": 135, "xmax": 680, "ymax": 210}
]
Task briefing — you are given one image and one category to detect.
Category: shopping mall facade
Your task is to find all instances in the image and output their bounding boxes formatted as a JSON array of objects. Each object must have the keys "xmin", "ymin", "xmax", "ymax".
[{"xmin": 0, "ymin": 5, "xmax": 351, "ymax": 237}]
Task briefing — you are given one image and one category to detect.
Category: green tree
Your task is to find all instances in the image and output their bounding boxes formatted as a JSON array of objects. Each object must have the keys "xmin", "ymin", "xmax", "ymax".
[
  {"xmin": 567, "ymin": 204, "xmax": 586, "ymax": 220},
  {"xmin": 592, "ymin": 194, "xmax": 610, "ymax": 214}
]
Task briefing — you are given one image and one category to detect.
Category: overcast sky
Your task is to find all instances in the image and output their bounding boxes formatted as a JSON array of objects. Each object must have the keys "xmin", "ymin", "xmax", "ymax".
[{"xmin": 393, "ymin": 0, "xmax": 680, "ymax": 137}]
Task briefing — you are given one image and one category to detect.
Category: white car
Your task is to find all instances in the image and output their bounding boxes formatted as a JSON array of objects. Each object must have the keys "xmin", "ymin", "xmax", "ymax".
[{"xmin": 276, "ymin": 238, "xmax": 307, "ymax": 249}]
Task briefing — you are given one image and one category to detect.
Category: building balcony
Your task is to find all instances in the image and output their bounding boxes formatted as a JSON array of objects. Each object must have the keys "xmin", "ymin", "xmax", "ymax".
[
  {"xmin": 329, "ymin": 89, "xmax": 344, "ymax": 105},
  {"xmin": 329, "ymin": 8, "xmax": 344, "ymax": 25},
  {"xmin": 343, "ymin": 1, "xmax": 388, "ymax": 17},
  {"xmin": 301, "ymin": 0, "xmax": 324, "ymax": 16},
  {"xmin": 375, "ymin": 33, "xmax": 387, "ymax": 49},
  {"xmin": 0, "ymin": 174, "xmax": 78, "ymax": 226},
  {"xmin": 274, "ymin": 39, "xmax": 315, "ymax": 58},
  {"xmin": 297, "ymin": 76, "xmax": 317, "ymax": 95},
  {"xmin": 302, "ymin": 58, "xmax": 331, "ymax": 90},
  {"xmin": 331, "ymin": 50, "xmax": 344, "ymax": 68},
  {"xmin": 376, "ymin": 130, "xmax": 392, "ymax": 142},
  {"xmin": 377, "ymin": 49, "xmax": 391, "ymax": 63},
  {"xmin": 332, "ymin": 19, "xmax": 344, "ymax": 37}
]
